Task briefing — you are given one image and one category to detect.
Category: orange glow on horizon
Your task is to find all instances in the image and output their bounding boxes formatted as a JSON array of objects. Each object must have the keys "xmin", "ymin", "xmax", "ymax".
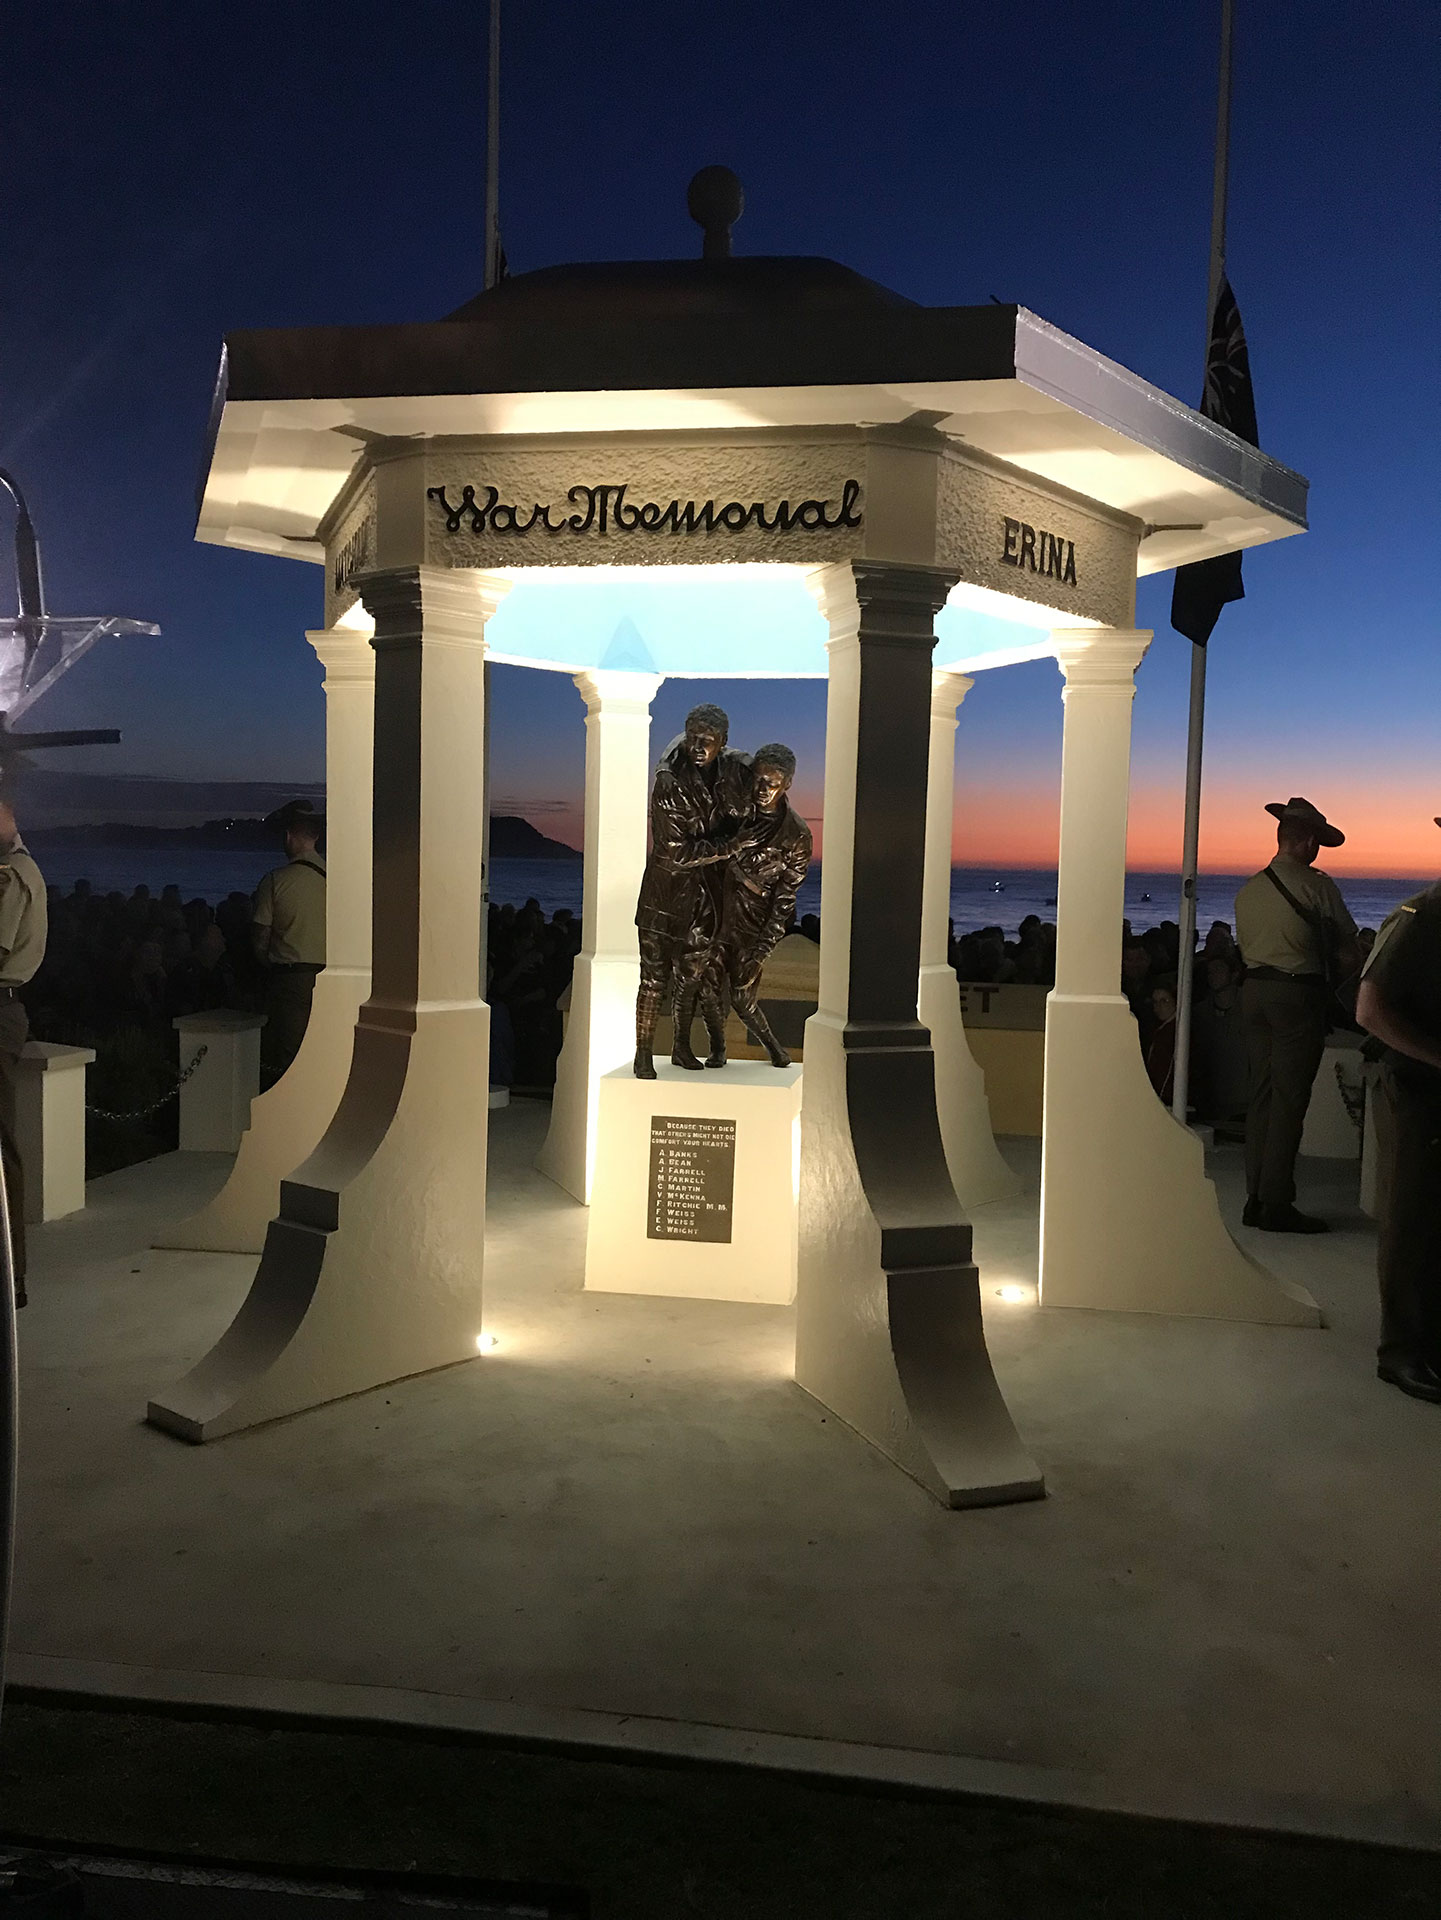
[
  {"xmin": 944, "ymin": 771, "xmax": 1438, "ymax": 877},
  {"xmin": 524, "ymin": 777, "xmax": 1438, "ymax": 881},
  {"xmin": 1127, "ymin": 776, "xmax": 1440, "ymax": 878}
]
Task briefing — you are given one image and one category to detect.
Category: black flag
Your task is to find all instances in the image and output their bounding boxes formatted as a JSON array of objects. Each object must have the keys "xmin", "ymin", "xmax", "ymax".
[{"xmin": 1170, "ymin": 276, "xmax": 1258, "ymax": 645}]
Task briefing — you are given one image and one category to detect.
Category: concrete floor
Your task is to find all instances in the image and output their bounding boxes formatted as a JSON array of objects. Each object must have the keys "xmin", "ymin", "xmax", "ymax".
[{"xmin": 10, "ymin": 1108, "xmax": 1440, "ymax": 1850}]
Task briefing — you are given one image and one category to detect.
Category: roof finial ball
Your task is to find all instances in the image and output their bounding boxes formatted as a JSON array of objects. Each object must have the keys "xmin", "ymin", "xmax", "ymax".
[{"xmin": 687, "ymin": 166, "xmax": 744, "ymax": 262}]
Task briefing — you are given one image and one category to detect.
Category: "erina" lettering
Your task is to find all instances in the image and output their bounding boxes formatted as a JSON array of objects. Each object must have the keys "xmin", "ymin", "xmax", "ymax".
[{"xmin": 1000, "ymin": 516, "xmax": 1077, "ymax": 585}]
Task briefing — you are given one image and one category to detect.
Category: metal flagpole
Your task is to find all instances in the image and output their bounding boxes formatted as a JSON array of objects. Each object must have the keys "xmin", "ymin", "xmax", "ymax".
[
  {"xmin": 480, "ymin": 0, "xmax": 500, "ymax": 1009},
  {"xmin": 1172, "ymin": 0, "xmax": 1234, "ymax": 1123},
  {"xmin": 484, "ymin": 0, "xmax": 501, "ymax": 292}
]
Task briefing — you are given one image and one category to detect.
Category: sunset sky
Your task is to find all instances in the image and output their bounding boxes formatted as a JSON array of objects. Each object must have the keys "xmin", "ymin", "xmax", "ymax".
[{"xmin": 2, "ymin": 0, "xmax": 1435, "ymax": 880}]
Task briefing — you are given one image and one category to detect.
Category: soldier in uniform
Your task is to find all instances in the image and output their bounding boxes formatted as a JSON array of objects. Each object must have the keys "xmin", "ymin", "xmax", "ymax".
[
  {"xmin": 702, "ymin": 744, "xmax": 813, "ymax": 1069},
  {"xmin": 0, "ymin": 795, "xmax": 46, "ymax": 1308},
  {"xmin": 252, "ymin": 799, "xmax": 326, "ymax": 1089},
  {"xmin": 1355, "ymin": 819, "xmax": 1441, "ymax": 1404},
  {"xmin": 633, "ymin": 704, "xmax": 751, "ymax": 1079},
  {"xmin": 1234, "ymin": 797, "xmax": 1357, "ymax": 1233}
]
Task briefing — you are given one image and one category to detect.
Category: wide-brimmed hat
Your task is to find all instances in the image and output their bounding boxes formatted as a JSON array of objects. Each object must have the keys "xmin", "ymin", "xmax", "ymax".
[
  {"xmin": 265, "ymin": 798, "xmax": 325, "ymax": 834},
  {"xmin": 1265, "ymin": 797, "xmax": 1344, "ymax": 848}
]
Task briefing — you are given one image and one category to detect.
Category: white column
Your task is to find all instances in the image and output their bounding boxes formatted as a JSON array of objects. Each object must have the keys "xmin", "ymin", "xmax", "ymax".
[
  {"xmin": 149, "ymin": 568, "xmax": 507, "ymax": 1441},
  {"xmin": 918, "ymin": 671, "xmax": 1022, "ymax": 1209},
  {"xmin": 537, "ymin": 668, "xmax": 662, "ymax": 1203},
  {"xmin": 1040, "ymin": 627, "xmax": 1319, "ymax": 1325},
  {"xmin": 794, "ymin": 562, "xmax": 1041, "ymax": 1509},
  {"xmin": 159, "ymin": 624, "xmax": 376, "ymax": 1253}
]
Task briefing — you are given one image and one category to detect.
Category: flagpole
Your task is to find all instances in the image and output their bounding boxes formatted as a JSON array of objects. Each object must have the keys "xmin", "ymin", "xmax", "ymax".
[
  {"xmin": 484, "ymin": 0, "xmax": 501, "ymax": 290},
  {"xmin": 480, "ymin": 0, "xmax": 500, "ymax": 1018},
  {"xmin": 1172, "ymin": 0, "xmax": 1234, "ymax": 1123}
]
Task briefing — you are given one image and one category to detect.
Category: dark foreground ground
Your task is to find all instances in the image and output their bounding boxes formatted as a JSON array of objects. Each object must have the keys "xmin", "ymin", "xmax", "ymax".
[{"xmin": 1, "ymin": 1697, "xmax": 1438, "ymax": 1919}]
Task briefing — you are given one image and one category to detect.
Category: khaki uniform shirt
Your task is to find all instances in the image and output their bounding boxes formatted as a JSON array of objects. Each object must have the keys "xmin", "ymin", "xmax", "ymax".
[
  {"xmin": 253, "ymin": 854, "xmax": 326, "ymax": 966},
  {"xmin": 1234, "ymin": 854, "xmax": 1356, "ymax": 976},
  {"xmin": 1361, "ymin": 882, "xmax": 1441, "ymax": 1089},
  {"xmin": 0, "ymin": 843, "xmax": 47, "ymax": 986}
]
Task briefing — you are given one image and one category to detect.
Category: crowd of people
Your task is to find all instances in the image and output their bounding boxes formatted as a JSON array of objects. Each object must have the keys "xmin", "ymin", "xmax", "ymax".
[
  {"xmin": 5, "ymin": 785, "xmax": 1440, "ymax": 1411},
  {"xmin": 15, "ymin": 879, "xmax": 589, "ymax": 1158},
  {"xmin": 23, "ymin": 880, "xmax": 274, "ymax": 1169},
  {"xmin": 943, "ymin": 907, "xmax": 1364, "ymax": 1128},
  {"xmin": 11, "ymin": 868, "xmax": 1382, "ymax": 1152},
  {"xmin": 484, "ymin": 899, "xmax": 580, "ymax": 1088},
  {"xmin": 949, "ymin": 915, "xmax": 1057, "ymax": 988},
  {"xmin": 19, "ymin": 872, "xmax": 1257, "ymax": 1133}
]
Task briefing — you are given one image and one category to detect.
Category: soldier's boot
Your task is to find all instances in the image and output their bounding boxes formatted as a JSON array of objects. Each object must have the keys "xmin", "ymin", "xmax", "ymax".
[
  {"xmin": 738, "ymin": 1000, "xmax": 791, "ymax": 1069},
  {"xmin": 701, "ymin": 989, "xmax": 728, "ymax": 1069},
  {"xmin": 634, "ymin": 984, "xmax": 663, "ymax": 1080},
  {"xmin": 670, "ymin": 984, "xmax": 705, "ymax": 1071}
]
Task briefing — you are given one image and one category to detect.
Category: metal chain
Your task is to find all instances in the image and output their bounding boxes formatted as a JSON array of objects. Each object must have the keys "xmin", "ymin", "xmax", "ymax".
[
  {"xmin": 85, "ymin": 1043, "xmax": 209, "ymax": 1123},
  {"xmin": 1336, "ymin": 1059, "xmax": 1366, "ymax": 1132}
]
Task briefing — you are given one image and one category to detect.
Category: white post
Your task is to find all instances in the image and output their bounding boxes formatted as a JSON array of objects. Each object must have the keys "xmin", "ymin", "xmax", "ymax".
[
  {"xmin": 918, "ymin": 671, "xmax": 1021, "ymax": 1208},
  {"xmin": 1040, "ymin": 627, "xmax": 1318, "ymax": 1325},
  {"xmin": 537, "ymin": 669, "xmax": 662, "ymax": 1203},
  {"xmin": 149, "ymin": 568, "xmax": 507, "ymax": 1441},
  {"xmin": 173, "ymin": 1011, "xmax": 263, "ymax": 1153},
  {"xmin": 14, "ymin": 1043, "xmax": 94, "ymax": 1223},
  {"xmin": 158, "ymin": 625, "xmax": 376, "ymax": 1253},
  {"xmin": 794, "ymin": 562, "xmax": 1041, "ymax": 1509}
]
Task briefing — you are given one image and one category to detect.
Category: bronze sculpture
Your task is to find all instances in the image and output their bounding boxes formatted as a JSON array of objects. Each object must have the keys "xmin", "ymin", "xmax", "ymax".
[
  {"xmin": 703, "ymin": 744, "xmax": 812, "ymax": 1069},
  {"xmin": 633, "ymin": 703, "xmax": 751, "ymax": 1079},
  {"xmin": 633, "ymin": 716, "xmax": 812, "ymax": 1076}
]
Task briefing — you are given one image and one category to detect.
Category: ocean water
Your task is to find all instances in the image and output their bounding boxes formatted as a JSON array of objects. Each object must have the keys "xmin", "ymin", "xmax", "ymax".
[
  {"xmin": 479, "ymin": 859, "xmax": 1422, "ymax": 938},
  {"xmin": 35, "ymin": 845, "xmax": 1423, "ymax": 938}
]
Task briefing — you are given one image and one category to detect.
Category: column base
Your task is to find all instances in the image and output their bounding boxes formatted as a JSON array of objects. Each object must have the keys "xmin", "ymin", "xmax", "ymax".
[
  {"xmin": 536, "ymin": 953, "xmax": 638, "ymax": 1205},
  {"xmin": 794, "ymin": 1014, "xmax": 1044, "ymax": 1510},
  {"xmin": 147, "ymin": 1000, "xmax": 491, "ymax": 1442},
  {"xmin": 918, "ymin": 964, "xmax": 1024, "ymax": 1209},
  {"xmin": 1040, "ymin": 993, "xmax": 1321, "ymax": 1325},
  {"xmin": 156, "ymin": 968, "xmax": 370, "ymax": 1254}
]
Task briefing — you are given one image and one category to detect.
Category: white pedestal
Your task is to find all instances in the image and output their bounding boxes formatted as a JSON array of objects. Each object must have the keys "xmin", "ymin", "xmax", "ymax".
[
  {"xmin": 585, "ymin": 1061, "xmax": 802, "ymax": 1305},
  {"xmin": 173, "ymin": 1012, "xmax": 264, "ymax": 1154},
  {"xmin": 15, "ymin": 1041, "xmax": 94, "ymax": 1223}
]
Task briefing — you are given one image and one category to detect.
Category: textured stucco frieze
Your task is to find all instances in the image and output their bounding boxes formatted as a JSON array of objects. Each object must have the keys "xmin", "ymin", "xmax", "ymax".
[
  {"xmin": 936, "ymin": 448, "xmax": 1138, "ymax": 628},
  {"xmin": 325, "ymin": 433, "xmax": 1140, "ymax": 629},
  {"xmin": 422, "ymin": 441, "xmax": 866, "ymax": 571},
  {"xmin": 323, "ymin": 474, "xmax": 378, "ymax": 629}
]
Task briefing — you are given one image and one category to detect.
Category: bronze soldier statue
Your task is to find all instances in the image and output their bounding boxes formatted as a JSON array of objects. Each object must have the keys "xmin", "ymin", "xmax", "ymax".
[
  {"xmin": 633, "ymin": 703, "xmax": 751, "ymax": 1079},
  {"xmin": 703, "ymin": 743, "xmax": 813, "ymax": 1070}
]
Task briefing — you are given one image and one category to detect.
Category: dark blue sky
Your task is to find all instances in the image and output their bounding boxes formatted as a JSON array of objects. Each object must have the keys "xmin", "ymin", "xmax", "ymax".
[{"xmin": 2, "ymin": 0, "xmax": 1436, "ymax": 869}]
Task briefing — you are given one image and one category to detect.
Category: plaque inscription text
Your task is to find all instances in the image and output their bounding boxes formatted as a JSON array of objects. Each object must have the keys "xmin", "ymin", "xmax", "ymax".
[{"xmin": 647, "ymin": 1115, "xmax": 736, "ymax": 1244}]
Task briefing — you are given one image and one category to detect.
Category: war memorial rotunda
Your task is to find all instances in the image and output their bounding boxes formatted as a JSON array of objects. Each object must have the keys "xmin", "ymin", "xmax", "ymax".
[{"xmin": 148, "ymin": 174, "xmax": 1314, "ymax": 1509}]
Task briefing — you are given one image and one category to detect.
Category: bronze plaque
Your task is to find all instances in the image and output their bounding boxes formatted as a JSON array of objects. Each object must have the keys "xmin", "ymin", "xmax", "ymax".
[{"xmin": 647, "ymin": 1115, "xmax": 736, "ymax": 1244}]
